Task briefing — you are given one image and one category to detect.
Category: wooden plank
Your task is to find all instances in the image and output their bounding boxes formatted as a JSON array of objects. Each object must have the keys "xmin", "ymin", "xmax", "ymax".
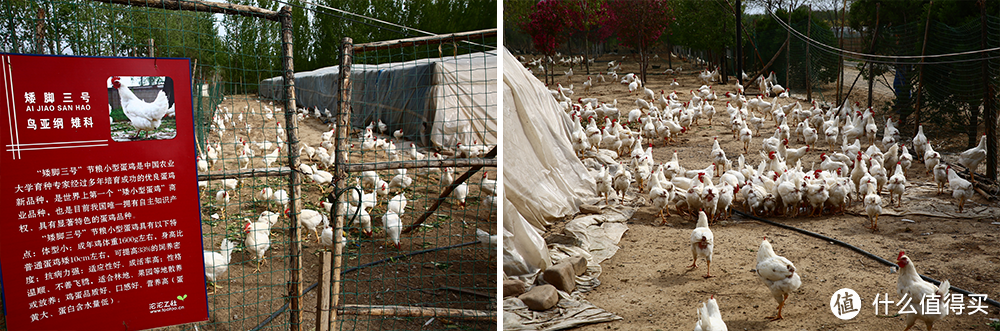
[
  {"xmin": 314, "ymin": 252, "xmax": 333, "ymax": 331},
  {"xmin": 343, "ymin": 158, "xmax": 496, "ymax": 172},
  {"xmin": 91, "ymin": 0, "xmax": 280, "ymax": 21},
  {"xmin": 336, "ymin": 304, "xmax": 496, "ymax": 321},
  {"xmin": 353, "ymin": 29, "xmax": 496, "ymax": 53},
  {"xmin": 196, "ymin": 167, "xmax": 292, "ymax": 181}
]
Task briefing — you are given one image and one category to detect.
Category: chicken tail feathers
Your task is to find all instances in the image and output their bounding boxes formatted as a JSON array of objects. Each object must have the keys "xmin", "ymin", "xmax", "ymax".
[
  {"xmin": 221, "ymin": 238, "xmax": 235, "ymax": 263},
  {"xmin": 152, "ymin": 90, "xmax": 171, "ymax": 118},
  {"xmin": 937, "ymin": 279, "xmax": 950, "ymax": 298}
]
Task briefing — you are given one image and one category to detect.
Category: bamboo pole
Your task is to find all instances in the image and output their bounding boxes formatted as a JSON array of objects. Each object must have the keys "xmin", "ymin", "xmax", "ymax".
[
  {"xmin": 337, "ymin": 304, "xmax": 496, "ymax": 321},
  {"xmin": 91, "ymin": 0, "xmax": 280, "ymax": 21},
  {"xmin": 353, "ymin": 29, "xmax": 495, "ymax": 53},
  {"xmin": 913, "ymin": 1, "xmax": 934, "ymax": 132},
  {"xmin": 314, "ymin": 252, "xmax": 332, "ymax": 331},
  {"xmin": 343, "ymin": 158, "xmax": 496, "ymax": 172},
  {"xmin": 331, "ymin": 37, "xmax": 354, "ymax": 325},
  {"xmin": 278, "ymin": 6, "xmax": 303, "ymax": 331}
]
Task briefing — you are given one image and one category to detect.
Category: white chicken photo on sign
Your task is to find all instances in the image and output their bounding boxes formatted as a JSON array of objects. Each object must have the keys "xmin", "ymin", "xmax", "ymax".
[{"xmin": 108, "ymin": 75, "xmax": 177, "ymax": 141}]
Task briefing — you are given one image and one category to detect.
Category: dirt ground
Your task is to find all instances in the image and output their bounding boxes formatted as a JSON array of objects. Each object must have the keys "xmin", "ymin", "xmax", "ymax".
[
  {"xmin": 523, "ymin": 53, "xmax": 1000, "ymax": 330},
  {"xmin": 178, "ymin": 95, "xmax": 496, "ymax": 330}
]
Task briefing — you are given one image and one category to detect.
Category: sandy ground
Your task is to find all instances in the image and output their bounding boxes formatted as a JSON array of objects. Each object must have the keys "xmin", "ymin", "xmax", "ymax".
[{"xmin": 520, "ymin": 53, "xmax": 1000, "ymax": 331}]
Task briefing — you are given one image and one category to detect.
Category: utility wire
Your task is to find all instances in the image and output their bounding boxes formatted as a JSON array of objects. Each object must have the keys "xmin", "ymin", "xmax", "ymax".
[
  {"xmin": 275, "ymin": 0, "xmax": 494, "ymax": 50},
  {"xmin": 765, "ymin": 6, "xmax": 1000, "ymax": 62}
]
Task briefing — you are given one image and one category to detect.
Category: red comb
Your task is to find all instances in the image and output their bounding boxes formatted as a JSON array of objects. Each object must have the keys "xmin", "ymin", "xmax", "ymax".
[{"xmin": 897, "ymin": 251, "xmax": 905, "ymax": 260}]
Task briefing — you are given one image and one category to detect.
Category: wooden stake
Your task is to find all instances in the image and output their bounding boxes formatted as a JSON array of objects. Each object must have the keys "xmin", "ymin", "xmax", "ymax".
[
  {"xmin": 337, "ymin": 304, "xmax": 496, "ymax": 321},
  {"xmin": 314, "ymin": 252, "xmax": 332, "ymax": 331},
  {"xmin": 278, "ymin": 7, "xmax": 303, "ymax": 331},
  {"xmin": 331, "ymin": 36, "xmax": 354, "ymax": 324}
]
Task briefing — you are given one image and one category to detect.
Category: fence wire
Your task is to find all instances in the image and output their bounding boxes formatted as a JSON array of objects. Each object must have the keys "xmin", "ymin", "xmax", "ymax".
[
  {"xmin": 319, "ymin": 31, "xmax": 498, "ymax": 331},
  {"xmin": 735, "ymin": 8, "xmax": 1000, "ymax": 180}
]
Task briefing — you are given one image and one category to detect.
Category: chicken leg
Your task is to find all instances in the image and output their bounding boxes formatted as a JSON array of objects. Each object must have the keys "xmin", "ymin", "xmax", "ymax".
[
  {"xmin": 253, "ymin": 258, "xmax": 267, "ymax": 273},
  {"xmin": 207, "ymin": 281, "xmax": 223, "ymax": 294},
  {"xmin": 702, "ymin": 260, "xmax": 713, "ymax": 278},
  {"xmin": 766, "ymin": 293, "xmax": 789, "ymax": 320}
]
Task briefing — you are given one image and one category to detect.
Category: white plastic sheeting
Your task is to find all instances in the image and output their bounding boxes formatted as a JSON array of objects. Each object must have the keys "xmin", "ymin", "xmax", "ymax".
[
  {"xmin": 502, "ymin": 196, "xmax": 551, "ymax": 277},
  {"xmin": 259, "ymin": 51, "xmax": 496, "ymax": 149},
  {"xmin": 502, "ymin": 47, "xmax": 595, "ymax": 235}
]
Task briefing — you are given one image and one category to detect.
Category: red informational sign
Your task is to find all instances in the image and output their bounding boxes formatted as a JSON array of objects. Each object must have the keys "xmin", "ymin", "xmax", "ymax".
[{"xmin": 0, "ymin": 54, "xmax": 208, "ymax": 330}]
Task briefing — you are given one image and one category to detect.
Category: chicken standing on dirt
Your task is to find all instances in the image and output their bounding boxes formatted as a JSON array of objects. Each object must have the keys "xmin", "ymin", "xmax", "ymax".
[
  {"xmin": 958, "ymin": 134, "xmax": 987, "ymax": 184},
  {"xmin": 688, "ymin": 210, "xmax": 715, "ymax": 278},
  {"xmin": 895, "ymin": 251, "xmax": 951, "ymax": 331},
  {"xmin": 887, "ymin": 162, "xmax": 907, "ymax": 207},
  {"xmin": 112, "ymin": 76, "xmax": 170, "ymax": 139},
  {"xmin": 244, "ymin": 214, "xmax": 277, "ymax": 272},
  {"xmin": 288, "ymin": 208, "xmax": 326, "ymax": 242},
  {"xmin": 383, "ymin": 210, "xmax": 403, "ymax": 249},
  {"xmin": 946, "ymin": 166, "xmax": 975, "ymax": 213},
  {"xmin": 203, "ymin": 238, "xmax": 235, "ymax": 293},
  {"xmin": 756, "ymin": 238, "xmax": 802, "ymax": 321},
  {"xmin": 863, "ymin": 180, "xmax": 882, "ymax": 231}
]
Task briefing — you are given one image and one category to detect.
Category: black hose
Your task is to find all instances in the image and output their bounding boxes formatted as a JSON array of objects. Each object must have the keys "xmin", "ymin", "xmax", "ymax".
[
  {"xmin": 248, "ymin": 240, "xmax": 482, "ymax": 331},
  {"xmin": 732, "ymin": 209, "xmax": 1000, "ymax": 308}
]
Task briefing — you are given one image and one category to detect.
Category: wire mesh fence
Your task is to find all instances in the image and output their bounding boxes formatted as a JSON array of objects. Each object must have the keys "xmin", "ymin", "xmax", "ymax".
[
  {"xmin": 736, "ymin": 6, "xmax": 1000, "ymax": 184},
  {"xmin": 1, "ymin": 1, "xmax": 309, "ymax": 330},
  {"xmin": 2, "ymin": 1, "xmax": 498, "ymax": 330},
  {"xmin": 317, "ymin": 31, "xmax": 499, "ymax": 331}
]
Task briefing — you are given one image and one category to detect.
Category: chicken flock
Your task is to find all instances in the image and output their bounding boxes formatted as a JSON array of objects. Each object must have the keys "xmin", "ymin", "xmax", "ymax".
[
  {"xmin": 534, "ymin": 57, "xmax": 986, "ymax": 230},
  {"xmin": 194, "ymin": 96, "xmax": 497, "ymax": 294},
  {"xmin": 523, "ymin": 54, "xmax": 988, "ymax": 329}
]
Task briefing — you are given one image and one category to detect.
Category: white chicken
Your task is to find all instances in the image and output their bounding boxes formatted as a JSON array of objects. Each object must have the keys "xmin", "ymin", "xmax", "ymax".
[
  {"xmin": 452, "ymin": 182, "xmax": 469, "ymax": 209},
  {"xmin": 693, "ymin": 295, "xmax": 727, "ymax": 331},
  {"xmin": 932, "ymin": 163, "xmax": 949, "ymax": 195},
  {"xmin": 383, "ymin": 210, "xmax": 403, "ymax": 249},
  {"xmin": 912, "ymin": 125, "xmax": 928, "ymax": 159},
  {"xmin": 755, "ymin": 238, "xmax": 802, "ymax": 321},
  {"xmin": 288, "ymin": 208, "xmax": 326, "ymax": 242},
  {"xmin": 947, "ymin": 166, "xmax": 975, "ymax": 213},
  {"xmin": 863, "ymin": 180, "xmax": 881, "ymax": 231},
  {"xmin": 244, "ymin": 215, "xmax": 278, "ymax": 272},
  {"xmin": 263, "ymin": 147, "xmax": 282, "ymax": 168},
  {"xmin": 895, "ymin": 252, "xmax": 950, "ymax": 331},
  {"xmin": 479, "ymin": 171, "xmax": 497, "ymax": 196},
  {"xmin": 688, "ymin": 211, "xmax": 715, "ymax": 278},
  {"xmin": 388, "ymin": 193, "xmax": 407, "ymax": 215},
  {"xmin": 215, "ymin": 190, "xmax": 230, "ymax": 214},
  {"xmin": 203, "ymin": 238, "xmax": 235, "ymax": 293},
  {"xmin": 650, "ymin": 186, "xmax": 672, "ymax": 224},
  {"xmin": 887, "ymin": 162, "xmax": 907, "ymax": 207},
  {"xmin": 112, "ymin": 76, "xmax": 170, "ymax": 139},
  {"xmin": 958, "ymin": 134, "xmax": 987, "ymax": 184}
]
